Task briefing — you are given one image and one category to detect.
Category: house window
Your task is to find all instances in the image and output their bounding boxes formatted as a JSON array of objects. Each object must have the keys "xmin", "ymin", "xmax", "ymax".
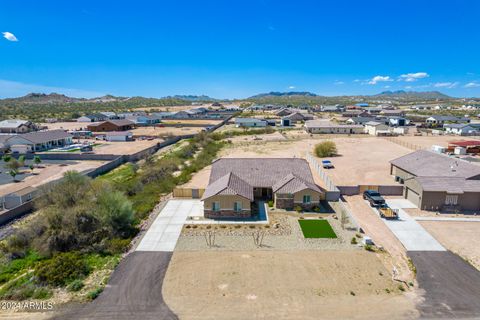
[
  {"xmin": 234, "ymin": 202, "xmax": 242, "ymax": 212},
  {"xmin": 303, "ymin": 195, "xmax": 311, "ymax": 204},
  {"xmin": 445, "ymin": 195, "xmax": 458, "ymax": 205},
  {"xmin": 212, "ymin": 202, "xmax": 220, "ymax": 211}
]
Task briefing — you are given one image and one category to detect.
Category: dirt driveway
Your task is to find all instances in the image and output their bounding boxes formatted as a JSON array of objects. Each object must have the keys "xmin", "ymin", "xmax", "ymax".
[{"xmin": 163, "ymin": 251, "xmax": 418, "ymax": 320}]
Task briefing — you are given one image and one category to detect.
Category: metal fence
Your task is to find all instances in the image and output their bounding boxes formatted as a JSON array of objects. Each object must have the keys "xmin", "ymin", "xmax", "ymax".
[{"xmin": 382, "ymin": 137, "xmax": 425, "ymax": 151}]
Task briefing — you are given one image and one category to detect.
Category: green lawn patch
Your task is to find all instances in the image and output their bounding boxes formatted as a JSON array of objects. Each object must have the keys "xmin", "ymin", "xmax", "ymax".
[{"xmin": 298, "ymin": 219, "xmax": 337, "ymax": 238}]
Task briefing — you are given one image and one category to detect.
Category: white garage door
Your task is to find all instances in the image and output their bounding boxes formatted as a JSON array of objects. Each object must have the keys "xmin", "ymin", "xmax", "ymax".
[{"xmin": 406, "ymin": 188, "xmax": 420, "ymax": 207}]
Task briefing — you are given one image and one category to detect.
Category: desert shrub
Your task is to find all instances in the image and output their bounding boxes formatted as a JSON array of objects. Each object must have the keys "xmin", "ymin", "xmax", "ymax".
[
  {"xmin": 267, "ymin": 200, "xmax": 274, "ymax": 208},
  {"xmin": 314, "ymin": 141, "xmax": 337, "ymax": 158},
  {"xmin": 67, "ymin": 279, "xmax": 84, "ymax": 292},
  {"xmin": 295, "ymin": 205, "xmax": 303, "ymax": 213},
  {"xmin": 34, "ymin": 252, "xmax": 90, "ymax": 286},
  {"xmin": 86, "ymin": 287, "xmax": 103, "ymax": 300},
  {"xmin": 105, "ymin": 238, "xmax": 131, "ymax": 254},
  {"xmin": 351, "ymin": 237, "xmax": 358, "ymax": 245},
  {"xmin": 364, "ymin": 244, "xmax": 375, "ymax": 252}
]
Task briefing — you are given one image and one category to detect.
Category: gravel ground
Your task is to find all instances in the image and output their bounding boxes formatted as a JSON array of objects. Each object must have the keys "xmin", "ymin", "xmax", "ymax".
[{"xmin": 175, "ymin": 213, "xmax": 360, "ymax": 251}]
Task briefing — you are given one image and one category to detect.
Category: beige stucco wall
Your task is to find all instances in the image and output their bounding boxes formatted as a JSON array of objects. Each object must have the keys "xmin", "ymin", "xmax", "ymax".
[
  {"xmin": 203, "ymin": 195, "xmax": 251, "ymax": 211},
  {"xmin": 293, "ymin": 189, "xmax": 321, "ymax": 204}
]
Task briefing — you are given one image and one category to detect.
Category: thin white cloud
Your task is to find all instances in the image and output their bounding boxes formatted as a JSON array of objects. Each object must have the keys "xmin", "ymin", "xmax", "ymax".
[
  {"xmin": 2, "ymin": 32, "xmax": 18, "ymax": 42},
  {"xmin": 399, "ymin": 72, "xmax": 429, "ymax": 82},
  {"xmin": 288, "ymin": 85, "xmax": 295, "ymax": 89},
  {"xmin": 384, "ymin": 85, "xmax": 391, "ymax": 89},
  {"xmin": 405, "ymin": 86, "xmax": 413, "ymax": 89},
  {"xmin": 465, "ymin": 82, "xmax": 480, "ymax": 88},
  {"xmin": 353, "ymin": 79, "xmax": 361, "ymax": 82},
  {"xmin": 334, "ymin": 80, "xmax": 345, "ymax": 85},
  {"xmin": 368, "ymin": 75, "xmax": 392, "ymax": 85},
  {"xmin": 0, "ymin": 79, "xmax": 104, "ymax": 98},
  {"xmin": 433, "ymin": 82, "xmax": 458, "ymax": 89}
]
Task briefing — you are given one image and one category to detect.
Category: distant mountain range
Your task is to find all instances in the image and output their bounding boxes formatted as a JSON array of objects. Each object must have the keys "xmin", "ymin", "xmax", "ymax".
[{"xmin": 0, "ymin": 90, "xmax": 461, "ymax": 106}]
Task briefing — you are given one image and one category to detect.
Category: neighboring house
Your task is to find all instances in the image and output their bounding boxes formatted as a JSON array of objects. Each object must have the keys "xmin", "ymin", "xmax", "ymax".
[
  {"xmin": 87, "ymin": 119, "xmax": 135, "ymax": 132},
  {"xmin": 152, "ymin": 112, "xmax": 176, "ymax": 119},
  {"xmin": 235, "ymin": 118, "xmax": 267, "ymax": 127},
  {"xmin": 444, "ymin": 123, "xmax": 480, "ymax": 135},
  {"xmin": 448, "ymin": 140, "xmax": 480, "ymax": 153},
  {"xmin": 3, "ymin": 186, "xmax": 38, "ymax": 209},
  {"xmin": 320, "ymin": 105, "xmax": 345, "ymax": 112},
  {"xmin": 5, "ymin": 130, "xmax": 73, "ymax": 152},
  {"xmin": 390, "ymin": 150, "xmax": 480, "ymax": 211},
  {"xmin": 283, "ymin": 112, "xmax": 313, "ymax": 124},
  {"xmin": 202, "ymin": 158, "xmax": 323, "ymax": 218},
  {"xmin": 275, "ymin": 108, "xmax": 294, "ymax": 116},
  {"xmin": 77, "ymin": 114, "xmax": 108, "ymax": 122},
  {"xmin": 0, "ymin": 120, "xmax": 37, "ymax": 134},
  {"xmin": 381, "ymin": 109, "xmax": 405, "ymax": 117},
  {"xmin": 105, "ymin": 131, "xmax": 134, "ymax": 142},
  {"xmin": 364, "ymin": 121, "xmax": 390, "ymax": 136},
  {"xmin": 345, "ymin": 117, "xmax": 378, "ymax": 125},
  {"xmin": 99, "ymin": 112, "xmax": 118, "ymax": 119},
  {"xmin": 341, "ymin": 110, "xmax": 363, "ymax": 117},
  {"xmin": 363, "ymin": 107, "xmax": 382, "ymax": 114},
  {"xmin": 117, "ymin": 111, "xmax": 147, "ymax": 118},
  {"xmin": 125, "ymin": 115, "xmax": 161, "ymax": 125},
  {"xmin": 388, "ymin": 116, "xmax": 409, "ymax": 127},
  {"xmin": 425, "ymin": 115, "xmax": 470, "ymax": 127},
  {"xmin": 304, "ymin": 120, "xmax": 364, "ymax": 134},
  {"xmin": 355, "ymin": 103, "xmax": 369, "ymax": 107}
]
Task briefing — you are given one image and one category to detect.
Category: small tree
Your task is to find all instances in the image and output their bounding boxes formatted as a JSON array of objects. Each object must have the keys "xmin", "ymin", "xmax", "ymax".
[
  {"xmin": 6, "ymin": 158, "xmax": 21, "ymax": 172},
  {"xmin": 3, "ymin": 154, "xmax": 11, "ymax": 162},
  {"xmin": 252, "ymin": 230, "xmax": 265, "ymax": 247},
  {"xmin": 18, "ymin": 155, "xmax": 25, "ymax": 167},
  {"xmin": 314, "ymin": 141, "xmax": 337, "ymax": 158},
  {"xmin": 29, "ymin": 164, "xmax": 35, "ymax": 174},
  {"xmin": 9, "ymin": 169, "xmax": 18, "ymax": 181},
  {"xmin": 33, "ymin": 155, "xmax": 42, "ymax": 168}
]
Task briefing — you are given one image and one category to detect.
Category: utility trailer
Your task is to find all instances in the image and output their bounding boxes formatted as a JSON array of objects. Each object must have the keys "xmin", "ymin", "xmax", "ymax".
[{"xmin": 378, "ymin": 204, "xmax": 399, "ymax": 220}]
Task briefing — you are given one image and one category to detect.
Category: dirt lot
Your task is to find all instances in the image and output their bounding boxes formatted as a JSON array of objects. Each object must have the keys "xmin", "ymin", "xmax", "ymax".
[
  {"xmin": 344, "ymin": 195, "xmax": 414, "ymax": 282},
  {"xmin": 162, "ymin": 251, "xmax": 418, "ymax": 320},
  {"xmin": 0, "ymin": 160, "xmax": 106, "ymax": 197},
  {"xmin": 419, "ymin": 221, "xmax": 480, "ymax": 270},
  {"xmin": 131, "ymin": 126, "xmax": 203, "ymax": 137},
  {"xmin": 40, "ymin": 122, "xmax": 90, "ymax": 131},
  {"xmin": 162, "ymin": 119, "xmax": 222, "ymax": 125},
  {"xmin": 389, "ymin": 135, "xmax": 480, "ymax": 149}
]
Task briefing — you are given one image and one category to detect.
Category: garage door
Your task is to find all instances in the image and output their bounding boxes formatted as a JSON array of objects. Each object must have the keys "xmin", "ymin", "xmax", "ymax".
[{"xmin": 406, "ymin": 188, "xmax": 420, "ymax": 207}]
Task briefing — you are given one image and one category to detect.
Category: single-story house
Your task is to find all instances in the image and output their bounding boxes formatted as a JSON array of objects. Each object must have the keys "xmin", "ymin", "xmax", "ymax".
[
  {"xmin": 304, "ymin": 120, "xmax": 364, "ymax": 134},
  {"xmin": 5, "ymin": 130, "xmax": 73, "ymax": 152},
  {"xmin": 364, "ymin": 121, "xmax": 390, "ymax": 135},
  {"xmin": 444, "ymin": 123, "xmax": 480, "ymax": 136},
  {"xmin": 77, "ymin": 114, "xmax": 109, "ymax": 123},
  {"xmin": 388, "ymin": 116, "xmax": 409, "ymax": 127},
  {"xmin": 390, "ymin": 150, "xmax": 480, "ymax": 212},
  {"xmin": 105, "ymin": 131, "xmax": 134, "ymax": 142},
  {"xmin": 125, "ymin": 115, "xmax": 161, "ymax": 125},
  {"xmin": 0, "ymin": 120, "xmax": 37, "ymax": 134},
  {"xmin": 275, "ymin": 108, "xmax": 294, "ymax": 116},
  {"xmin": 345, "ymin": 117, "xmax": 378, "ymax": 125},
  {"xmin": 99, "ymin": 112, "xmax": 118, "ymax": 119},
  {"xmin": 202, "ymin": 158, "xmax": 323, "ymax": 218},
  {"xmin": 320, "ymin": 105, "xmax": 345, "ymax": 112},
  {"xmin": 152, "ymin": 112, "xmax": 176, "ymax": 119},
  {"xmin": 235, "ymin": 118, "xmax": 267, "ymax": 127},
  {"xmin": 87, "ymin": 119, "xmax": 135, "ymax": 132},
  {"xmin": 425, "ymin": 116, "xmax": 470, "ymax": 127},
  {"xmin": 282, "ymin": 112, "xmax": 314, "ymax": 124},
  {"xmin": 381, "ymin": 109, "xmax": 405, "ymax": 117},
  {"xmin": 3, "ymin": 186, "xmax": 38, "ymax": 210},
  {"xmin": 448, "ymin": 140, "xmax": 480, "ymax": 153}
]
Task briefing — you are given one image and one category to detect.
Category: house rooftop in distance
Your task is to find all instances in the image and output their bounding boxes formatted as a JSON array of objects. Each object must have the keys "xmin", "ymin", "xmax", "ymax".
[{"xmin": 390, "ymin": 150, "xmax": 480, "ymax": 179}]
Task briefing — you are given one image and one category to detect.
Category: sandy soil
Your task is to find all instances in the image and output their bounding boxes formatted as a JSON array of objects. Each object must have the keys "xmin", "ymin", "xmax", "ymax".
[
  {"xmin": 131, "ymin": 126, "xmax": 202, "ymax": 137},
  {"xmin": 40, "ymin": 122, "xmax": 90, "ymax": 131},
  {"xmin": 0, "ymin": 160, "xmax": 106, "ymax": 197},
  {"xmin": 388, "ymin": 135, "xmax": 480, "ymax": 149},
  {"xmin": 344, "ymin": 195, "xmax": 414, "ymax": 282},
  {"xmin": 90, "ymin": 139, "xmax": 160, "ymax": 155},
  {"xmin": 316, "ymin": 137, "xmax": 411, "ymax": 186},
  {"xmin": 419, "ymin": 221, "xmax": 480, "ymax": 270},
  {"xmin": 163, "ymin": 251, "xmax": 418, "ymax": 320}
]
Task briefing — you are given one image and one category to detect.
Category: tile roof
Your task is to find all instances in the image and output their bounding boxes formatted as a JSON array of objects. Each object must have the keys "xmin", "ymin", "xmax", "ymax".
[
  {"xmin": 415, "ymin": 177, "xmax": 480, "ymax": 194},
  {"xmin": 390, "ymin": 150, "xmax": 480, "ymax": 179},
  {"xmin": 202, "ymin": 172, "xmax": 254, "ymax": 201},
  {"xmin": 272, "ymin": 173, "xmax": 321, "ymax": 194}
]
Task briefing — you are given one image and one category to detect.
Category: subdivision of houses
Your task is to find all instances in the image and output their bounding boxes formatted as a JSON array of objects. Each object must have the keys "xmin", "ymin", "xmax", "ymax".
[
  {"xmin": 390, "ymin": 150, "xmax": 480, "ymax": 212},
  {"xmin": 201, "ymin": 158, "xmax": 323, "ymax": 218},
  {"xmin": 425, "ymin": 115, "xmax": 470, "ymax": 127},
  {"xmin": 444, "ymin": 123, "xmax": 480, "ymax": 135}
]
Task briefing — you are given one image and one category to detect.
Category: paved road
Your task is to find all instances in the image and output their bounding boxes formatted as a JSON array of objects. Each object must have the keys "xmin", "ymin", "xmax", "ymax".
[
  {"xmin": 409, "ymin": 251, "xmax": 480, "ymax": 319},
  {"xmin": 136, "ymin": 199, "xmax": 201, "ymax": 251},
  {"xmin": 56, "ymin": 252, "xmax": 178, "ymax": 320}
]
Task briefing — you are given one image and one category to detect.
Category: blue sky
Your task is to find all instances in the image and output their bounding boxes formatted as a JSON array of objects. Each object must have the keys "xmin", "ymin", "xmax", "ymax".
[{"xmin": 1, "ymin": 0, "xmax": 480, "ymax": 99}]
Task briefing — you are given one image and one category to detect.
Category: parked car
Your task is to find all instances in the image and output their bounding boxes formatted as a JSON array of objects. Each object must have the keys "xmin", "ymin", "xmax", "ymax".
[
  {"xmin": 322, "ymin": 160, "xmax": 334, "ymax": 169},
  {"xmin": 363, "ymin": 190, "xmax": 385, "ymax": 207}
]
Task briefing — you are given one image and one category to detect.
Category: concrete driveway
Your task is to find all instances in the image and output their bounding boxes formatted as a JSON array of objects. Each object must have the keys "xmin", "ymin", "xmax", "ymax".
[
  {"xmin": 136, "ymin": 199, "xmax": 203, "ymax": 252},
  {"xmin": 382, "ymin": 199, "xmax": 445, "ymax": 252}
]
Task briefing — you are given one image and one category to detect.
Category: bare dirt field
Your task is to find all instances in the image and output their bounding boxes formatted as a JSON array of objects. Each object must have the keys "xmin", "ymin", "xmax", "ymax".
[
  {"xmin": 162, "ymin": 119, "xmax": 222, "ymax": 125},
  {"xmin": 388, "ymin": 135, "xmax": 480, "ymax": 149},
  {"xmin": 162, "ymin": 251, "xmax": 418, "ymax": 320},
  {"xmin": 90, "ymin": 139, "xmax": 160, "ymax": 155},
  {"xmin": 419, "ymin": 221, "xmax": 480, "ymax": 270},
  {"xmin": 344, "ymin": 195, "xmax": 414, "ymax": 282},
  {"xmin": 0, "ymin": 160, "xmax": 106, "ymax": 197},
  {"xmin": 131, "ymin": 126, "xmax": 202, "ymax": 137},
  {"xmin": 41, "ymin": 122, "xmax": 90, "ymax": 131}
]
